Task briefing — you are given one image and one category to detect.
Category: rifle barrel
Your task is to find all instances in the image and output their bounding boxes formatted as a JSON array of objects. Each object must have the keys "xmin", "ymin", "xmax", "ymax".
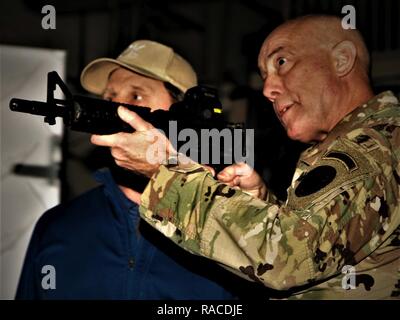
[{"xmin": 9, "ymin": 98, "xmax": 66, "ymax": 118}]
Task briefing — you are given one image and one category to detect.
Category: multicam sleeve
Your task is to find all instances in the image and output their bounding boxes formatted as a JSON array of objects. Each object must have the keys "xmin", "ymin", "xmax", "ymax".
[{"xmin": 139, "ymin": 134, "xmax": 399, "ymax": 290}]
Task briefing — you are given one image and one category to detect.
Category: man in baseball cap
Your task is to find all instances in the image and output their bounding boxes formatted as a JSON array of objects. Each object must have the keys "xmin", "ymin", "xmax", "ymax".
[
  {"xmin": 16, "ymin": 40, "xmax": 245, "ymax": 300},
  {"xmin": 81, "ymin": 39, "xmax": 197, "ymax": 97}
]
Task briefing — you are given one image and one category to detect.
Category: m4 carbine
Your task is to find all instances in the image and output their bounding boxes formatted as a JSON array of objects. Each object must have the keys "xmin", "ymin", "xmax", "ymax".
[{"xmin": 9, "ymin": 71, "xmax": 247, "ymax": 169}]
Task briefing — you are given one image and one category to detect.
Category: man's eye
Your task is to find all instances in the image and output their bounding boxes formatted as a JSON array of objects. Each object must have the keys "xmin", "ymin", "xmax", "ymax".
[
  {"xmin": 133, "ymin": 94, "xmax": 143, "ymax": 101},
  {"xmin": 277, "ymin": 57, "xmax": 287, "ymax": 66}
]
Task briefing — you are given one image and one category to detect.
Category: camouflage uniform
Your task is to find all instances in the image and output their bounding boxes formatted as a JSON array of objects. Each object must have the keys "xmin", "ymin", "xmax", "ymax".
[{"xmin": 139, "ymin": 91, "xmax": 400, "ymax": 299}]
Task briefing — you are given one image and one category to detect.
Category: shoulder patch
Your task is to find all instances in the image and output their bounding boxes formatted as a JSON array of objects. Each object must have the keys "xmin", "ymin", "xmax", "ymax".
[
  {"xmin": 323, "ymin": 151, "xmax": 357, "ymax": 172},
  {"xmin": 287, "ymin": 137, "xmax": 378, "ymax": 211},
  {"xmin": 295, "ymin": 166, "xmax": 336, "ymax": 197},
  {"xmin": 352, "ymin": 134, "xmax": 379, "ymax": 152}
]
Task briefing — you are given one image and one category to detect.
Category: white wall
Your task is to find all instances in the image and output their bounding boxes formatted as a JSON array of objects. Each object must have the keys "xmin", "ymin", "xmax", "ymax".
[{"xmin": 0, "ymin": 45, "xmax": 65, "ymax": 299}]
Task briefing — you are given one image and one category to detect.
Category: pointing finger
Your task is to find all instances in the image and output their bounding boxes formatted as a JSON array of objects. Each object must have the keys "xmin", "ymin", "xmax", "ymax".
[{"xmin": 118, "ymin": 106, "xmax": 153, "ymax": 131}]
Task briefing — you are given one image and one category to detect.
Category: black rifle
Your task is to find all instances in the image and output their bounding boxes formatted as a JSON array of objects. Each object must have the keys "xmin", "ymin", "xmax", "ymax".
[{"xmin": 9, "ymin": 71, "xmax": 247, "ymax": 170}]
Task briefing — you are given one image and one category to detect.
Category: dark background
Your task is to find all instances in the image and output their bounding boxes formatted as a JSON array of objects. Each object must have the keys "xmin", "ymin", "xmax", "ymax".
[{"xmin": 1, "ymin": 0, "xmax": 400, "ymax": 202}]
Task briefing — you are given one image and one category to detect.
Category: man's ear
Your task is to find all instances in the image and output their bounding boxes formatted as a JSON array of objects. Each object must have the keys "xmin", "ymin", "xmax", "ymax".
[{"xmin": 331, "ymin": 40, "xmax": 357, "ymax": 77}]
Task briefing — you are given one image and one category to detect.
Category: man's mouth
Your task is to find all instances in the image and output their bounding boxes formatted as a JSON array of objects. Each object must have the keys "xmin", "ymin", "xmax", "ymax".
[{"xmin": 277, "ymin": 103, "xmax": 294, "ymax": 117}]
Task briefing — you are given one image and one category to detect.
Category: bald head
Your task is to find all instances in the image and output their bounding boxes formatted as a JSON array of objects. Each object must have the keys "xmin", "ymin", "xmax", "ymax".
[
  {"xmin": 257, "ymin": 14, "xmax": 374, "ymax": 143},
  {"xmin": 261, "ymin": 15, "xmax": 370, "ymax": 76},
  {"xmin": 291, "ymin": 15, "xmax": 368, "ymax": 72}
]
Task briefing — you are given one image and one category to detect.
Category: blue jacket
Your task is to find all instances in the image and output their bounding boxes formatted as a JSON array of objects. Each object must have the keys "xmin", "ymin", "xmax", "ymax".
[{"xmin": 16, "ymin": 170, "xmax": 253, "ymax": 300}]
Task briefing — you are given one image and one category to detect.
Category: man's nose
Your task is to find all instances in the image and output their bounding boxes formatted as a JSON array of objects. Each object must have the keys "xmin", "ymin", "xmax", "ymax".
[{"xmin": 263, "ymin": 74, "xmax": 283, "ymax": 102}]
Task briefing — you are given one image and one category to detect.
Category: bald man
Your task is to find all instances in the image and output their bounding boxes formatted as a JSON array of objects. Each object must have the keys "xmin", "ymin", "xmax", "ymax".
[{"xmin": 92, "ymin": 15, "xmax": 400, "ymax": 299}]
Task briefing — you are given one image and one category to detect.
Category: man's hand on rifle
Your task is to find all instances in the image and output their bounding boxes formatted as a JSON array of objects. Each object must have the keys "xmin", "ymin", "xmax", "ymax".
[
  {"xmin": 91, "ymin": 106, "xmax": 265, "ymax": 203},
  {"xmin": 91, "ymin": 106, "xmax": 175, "ymax": 179}
]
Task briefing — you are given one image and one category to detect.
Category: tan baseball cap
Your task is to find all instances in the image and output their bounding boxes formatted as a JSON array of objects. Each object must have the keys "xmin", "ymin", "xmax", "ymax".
[{"xmin": 80, "ymin": 40, "xmax": 197, "ymax": 95}]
